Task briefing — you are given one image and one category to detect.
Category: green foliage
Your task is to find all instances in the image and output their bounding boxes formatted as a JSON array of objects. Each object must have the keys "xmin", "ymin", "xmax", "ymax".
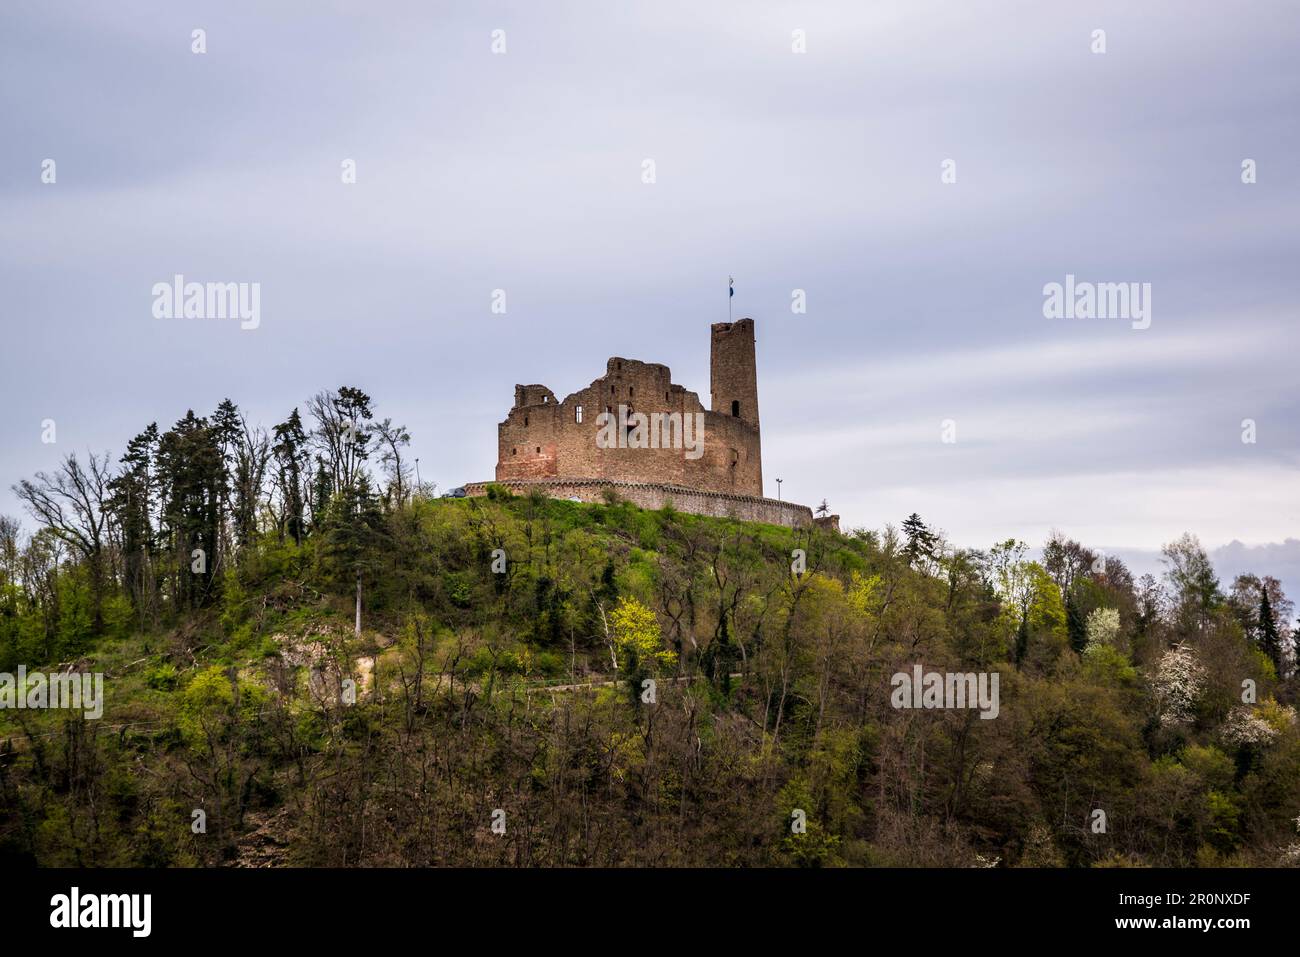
[
  {"xmin": 3, "ymin": 473, "xmax": 1298, "ymax": 869},
  {"xmin": 610, "ymin": 595, "xmax": 675, "ymax": 674}
]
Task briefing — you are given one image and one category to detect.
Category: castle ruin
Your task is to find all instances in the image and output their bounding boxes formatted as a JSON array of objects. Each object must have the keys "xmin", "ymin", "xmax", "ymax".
[{"xmin": 465, "ymin": 319, "xmax": 836, "ymax": 530}]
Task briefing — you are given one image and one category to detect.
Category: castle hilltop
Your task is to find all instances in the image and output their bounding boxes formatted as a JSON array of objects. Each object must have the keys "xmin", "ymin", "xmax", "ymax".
[{"xmin": 465, "ymin": 318, "xmax": 837, "ymax": 530}]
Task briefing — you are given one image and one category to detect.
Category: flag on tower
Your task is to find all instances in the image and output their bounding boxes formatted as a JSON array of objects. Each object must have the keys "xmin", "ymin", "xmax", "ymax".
[{"xmin": 729, "ymin": 277, "xmax": 734, "ymax": 298}]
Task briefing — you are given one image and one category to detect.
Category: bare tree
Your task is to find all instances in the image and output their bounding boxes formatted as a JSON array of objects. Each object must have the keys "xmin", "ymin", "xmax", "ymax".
[
  {"xmin": 374, "ymin": 417, "xmax": 412, "ymax": 505},
  {"xmin": 13, "ymin": 452, "xmax": 113, "ymax": 630},
  {"xmin": 306, "ymin": 387, "xmax": 374, "ymax": 494}
]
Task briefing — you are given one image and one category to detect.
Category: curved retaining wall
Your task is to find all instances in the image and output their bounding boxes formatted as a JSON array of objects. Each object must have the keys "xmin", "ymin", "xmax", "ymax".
[{"xmin": 462, "ymin": 478, "xmax": 830, "ymax": 530}]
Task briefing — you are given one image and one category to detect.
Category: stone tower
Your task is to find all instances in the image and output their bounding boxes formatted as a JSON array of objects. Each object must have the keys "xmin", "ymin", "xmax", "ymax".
[
  {"xmin": 710, "ymin": 318, "xmax": 760, "ymax": 429},
  {"xmin": 709, "ymin": 317, "xmax": 762, "ymax": 490}
]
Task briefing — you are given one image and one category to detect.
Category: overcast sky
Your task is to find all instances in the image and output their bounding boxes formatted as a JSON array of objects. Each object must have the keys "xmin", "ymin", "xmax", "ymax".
[{"xmin": 2, "ymin": 1, "xmax": 1298, "ymax": 596}]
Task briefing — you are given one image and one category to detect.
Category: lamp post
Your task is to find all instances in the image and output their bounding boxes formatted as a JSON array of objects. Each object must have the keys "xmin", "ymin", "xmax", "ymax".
[{"xmin": 776, "ymin": 478, "xmax": 782, "ymax": 501}]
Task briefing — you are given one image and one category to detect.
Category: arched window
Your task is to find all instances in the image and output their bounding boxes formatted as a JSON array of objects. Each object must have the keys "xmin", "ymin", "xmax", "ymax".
[
  {"xmin": 575, "ymin": 405, "xmax": 583, "ymax": 424},
  {"xmin": 524, "ymin": 415, "xmax": 529, "ymax": 426},
  {"xmin": 629, "ymin": 386, "xmax": 634, "ymax": 397},
  {"xmin": 731, "ymin": 400, "xmax": 740, "ymax": 417},
  {"xmin": 512, "ymin": 447, "xmax": 517, "ymax": 455}
]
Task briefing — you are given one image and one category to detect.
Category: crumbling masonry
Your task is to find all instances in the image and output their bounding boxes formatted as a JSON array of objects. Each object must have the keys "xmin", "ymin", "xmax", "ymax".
[{"xmin": 466, "ymin": 319, "xmax": 837, "ymax": 530}]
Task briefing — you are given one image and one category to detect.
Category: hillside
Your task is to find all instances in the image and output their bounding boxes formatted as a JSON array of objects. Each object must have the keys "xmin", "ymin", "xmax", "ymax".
[{"xmin": 3, "ymin": 481, "xmax": 1298, "ymax": 868}]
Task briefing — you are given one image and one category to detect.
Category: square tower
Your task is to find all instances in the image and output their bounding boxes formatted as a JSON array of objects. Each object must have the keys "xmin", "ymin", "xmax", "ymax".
[{"xmin": 710, "ymin": 318, "xmax": 760, "ymax": 430}]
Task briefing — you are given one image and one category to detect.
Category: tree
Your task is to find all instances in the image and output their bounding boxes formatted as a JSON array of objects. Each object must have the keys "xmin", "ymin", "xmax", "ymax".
[
  {"xmin": 215, "ymin": 400, "xmax": 269, "ymax": 551},
  {"xmin": 1083, "ymin": 607, "xmax": 1121, "ymax": 658},
  {"xmin": 309, "ymin": 456, "xmax": 332, "ymax": 531},
  {"xmin": 610, "ymin": 595, "xmax": 675, "ymax": 675},
  {"xmin": 1065, "ymin": 592, "xmax": 1088, "ymax": 654},
  {"xmin": 13, "ymin": 451, "xmax": 113, "ymax": 631},
  {"xmin": 374, "ymin": 418, "xmax": 412, "ymax": 506},
  {"xmin": 272, "ymin": 410, "xmax": 308, "ymax": 545},
  {"xmin": 1161, "ymin": 533, "xmax": 1220, "ymax": 634},
  {"xmin": 155, "ymin": 411, "xmax": 226, "ymax": 611},
  {"xmin": 988, "ymin": 539, "xmax": 1034, "ymax": 666},
  {"xmin": 1043, "ymin": 531, "xmax": 1097, "ymax": 597},
  {"xmin": 307, "ymin": 386, "xmax": 374, "ymax": 494},
  {"xmin": 1294, "ymin": 618, "xmax": 1300, "ymax": 678},
  {"xmin": 1132, "ymin": 573, "xmax": 1164, "ymax": 652},
  {"xmin": 1226, "ymin": 574, "xmax": 1294, "ymax": 680},
  {"xmin": 1258, "ymin": 587, "xmax": 1281, "ymax": 673},
  {"xmin": 321, "ymin": 475, "xmax": 387, "ymax": 637},
  {"xmin": 901, "ymin": 513, "xmax": 937, "ymax": 569},
  {"xmin": 107, "ymin": 424, "xmax": 160, "ymax": 622}
]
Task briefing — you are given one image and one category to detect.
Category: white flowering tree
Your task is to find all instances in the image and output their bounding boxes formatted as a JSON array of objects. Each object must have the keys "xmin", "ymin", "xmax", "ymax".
[
  {"xmin": 1083, "ymin": 607, "xmax": 1121, "ymax": 659},
  {"xmin": 1152, "ymin": 644, "xmax": 1206, "ymax": 726},
  {"xmin": 1219, "ymin": 707, "xmax": 1279, "ymax": 748}
]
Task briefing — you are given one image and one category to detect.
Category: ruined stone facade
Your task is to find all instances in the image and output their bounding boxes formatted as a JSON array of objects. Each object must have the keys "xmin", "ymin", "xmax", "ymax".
[
  {"xmin": 474, "ymin": 318, "xmax": 837, "ymax": 531},
  {"xmin": 495, "ymin": 319, "xmax": 762, "ymax": 496}
]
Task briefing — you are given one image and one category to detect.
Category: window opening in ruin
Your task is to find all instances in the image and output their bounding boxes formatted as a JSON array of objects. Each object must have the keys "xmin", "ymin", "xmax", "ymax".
[
  {"xmin": 575, "ymin": 405, "xmax": 583, "ymax": 424},
  {"xmin": 731, "ymin": 400, "xmax": 740, "ymax": 417}
]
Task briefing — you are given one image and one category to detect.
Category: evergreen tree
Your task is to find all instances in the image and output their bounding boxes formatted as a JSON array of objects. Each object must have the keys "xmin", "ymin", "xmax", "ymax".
[
  {"xmin": 1293, "ymin": 618, "xmax": 1300, "ymax": 678},
  {"xmin": 1066, "ymin": 592, "xmax": 1088, "ymax": 654},
  {"xmin": 1258, "ymin": 587, "xmax": 1281, "ymax": 672},
  {"xmin": 212, "ymin": 398, "xmax": 241, "ymax": 544},
  {"xmin": 321, "ymin": 474, "xmax": 387, "ymax": 637},
  {"xmin": 108, "ymin": 424, "xmax": 159, "ymax": 622},
  {"xmin": 901, "ymin": 512, "xmax": 936, "ymax": 568},
  {"xmin": 155, "ymin": 411, "xmax": 225, "ymax": 611},
  {"xmin": 272, "ymin": 410, "xmax": 308, "ymax": 545},
  {"xmin": 213, "ymin": 398, "xmax": 266, "ymax": 551}
]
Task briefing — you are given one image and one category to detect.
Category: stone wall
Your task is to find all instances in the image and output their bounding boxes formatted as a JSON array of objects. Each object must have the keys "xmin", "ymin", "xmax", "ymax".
[{"xmin": 463, "ymin": 478, "xmax": 834, "ymax": 531}]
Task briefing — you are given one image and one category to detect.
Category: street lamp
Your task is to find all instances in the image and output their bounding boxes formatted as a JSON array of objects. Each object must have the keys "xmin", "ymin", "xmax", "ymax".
[{"xmin": 776, "ymin": 477, "xmax": 783, "ymax": 501}]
